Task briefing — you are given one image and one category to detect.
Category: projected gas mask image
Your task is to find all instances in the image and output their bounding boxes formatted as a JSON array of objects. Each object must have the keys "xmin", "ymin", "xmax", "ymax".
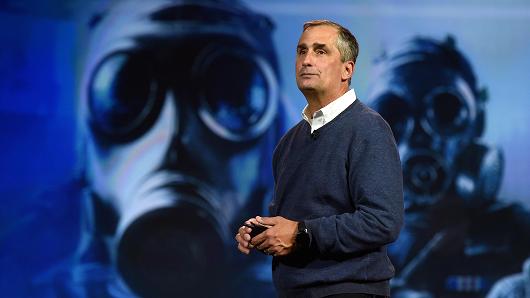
[
  {"xmin": 369, "ymin": 36, "xmax": 501, "ymax": 212},
  {"xmin": 368, "ymin": 36, "xmax": 530, "ymax": 298},
  {"xmin": 74, "ymin": 1, "xmax": 285, "ymax": 297}
]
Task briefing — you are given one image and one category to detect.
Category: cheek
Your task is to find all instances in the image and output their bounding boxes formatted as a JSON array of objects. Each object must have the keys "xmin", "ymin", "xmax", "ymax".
[
  {"xmin": 333, "ymin": 63, "xmax": 345, "ymax": 77},
  {"xmin": 321, "ymin": 67, "xmax": 340, "ymax": 83},
  {"xmin": 295, "ymin": 59, "xmax": 303, "ymax": 72}
]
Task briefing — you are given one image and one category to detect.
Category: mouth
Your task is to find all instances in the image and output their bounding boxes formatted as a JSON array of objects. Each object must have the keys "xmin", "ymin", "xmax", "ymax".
[{"xmin": 300, "ymin": 73, "xmax": 318, "ymax": 77}]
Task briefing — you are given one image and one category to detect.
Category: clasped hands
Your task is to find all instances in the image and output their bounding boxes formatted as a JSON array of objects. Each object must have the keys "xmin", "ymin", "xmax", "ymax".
[{"xmin": 235, "ymin": 216, "xmax": 298, "ymax": 257}]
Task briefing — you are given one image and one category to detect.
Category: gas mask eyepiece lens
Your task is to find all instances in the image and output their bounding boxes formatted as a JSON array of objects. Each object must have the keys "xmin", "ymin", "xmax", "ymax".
[
  {"xmin": 425, "ymin": 90, "xmax": 470, "ymax": 136},
  {"xmin": 88, "ymin": 51, "xmax": 160, "ymax": 141},
  {"xmin": 195, "ymin": 48, "xmax": 277, "ymax": 142}
]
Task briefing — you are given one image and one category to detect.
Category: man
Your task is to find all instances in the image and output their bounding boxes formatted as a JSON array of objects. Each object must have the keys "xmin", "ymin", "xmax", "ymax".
[{"xmin": 235, "ymin": 20, "xmax": 404, "ymax": 298}]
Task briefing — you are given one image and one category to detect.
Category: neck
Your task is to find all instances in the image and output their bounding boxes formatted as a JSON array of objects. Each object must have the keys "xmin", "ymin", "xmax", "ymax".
[{"xmin": 303, "ymin": 85, "xmax": 349, "ymax": 117}]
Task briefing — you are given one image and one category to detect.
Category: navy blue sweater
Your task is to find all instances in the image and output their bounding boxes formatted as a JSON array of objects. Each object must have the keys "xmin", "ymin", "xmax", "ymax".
[{"xmin": 269, "ymin": 100, "xmax": 404, "ymax": 298}]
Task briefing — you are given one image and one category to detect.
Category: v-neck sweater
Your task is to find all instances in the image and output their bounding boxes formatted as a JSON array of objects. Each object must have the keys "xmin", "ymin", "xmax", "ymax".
[{"xmin": 269, "ymin": 99, "xmax": 404, "ymax": 298}]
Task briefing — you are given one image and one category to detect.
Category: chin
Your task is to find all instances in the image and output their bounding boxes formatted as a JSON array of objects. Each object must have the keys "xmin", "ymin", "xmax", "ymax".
[
  {"xmin": 298, "ymin": 85, "xmax": 314, "ymax": 92},
  {"xmin": 297, "ymin": 82, "xmax": 316, "ymax": 91}
]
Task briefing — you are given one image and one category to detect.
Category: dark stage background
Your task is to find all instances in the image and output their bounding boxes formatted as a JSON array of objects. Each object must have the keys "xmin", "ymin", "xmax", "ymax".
[{"xmin": 1, "ymin": 0, "xmax": 529, "ymax": 297}]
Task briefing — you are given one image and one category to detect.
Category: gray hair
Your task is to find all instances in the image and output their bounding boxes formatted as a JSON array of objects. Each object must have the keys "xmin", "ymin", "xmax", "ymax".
[{"xmin": 303, "ymin": 19, "xmax": 359, "ymax": 63}]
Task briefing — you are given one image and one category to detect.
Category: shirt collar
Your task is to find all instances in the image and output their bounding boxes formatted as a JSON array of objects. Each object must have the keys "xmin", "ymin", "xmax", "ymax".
[{"xmin": 302, "ymin": 88, "xmax": 357, "ymax": 133}]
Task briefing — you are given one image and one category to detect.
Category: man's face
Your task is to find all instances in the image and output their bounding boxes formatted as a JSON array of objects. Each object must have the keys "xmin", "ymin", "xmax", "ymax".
[{"xmin": 295, "ymin": 25, "xmax": 346, "ymax": 94}]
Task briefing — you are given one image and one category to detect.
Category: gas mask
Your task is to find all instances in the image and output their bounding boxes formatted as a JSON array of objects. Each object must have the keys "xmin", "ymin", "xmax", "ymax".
[
  {"xmin": 368, "ymin": 36, "xmax": 503, "ymax": 212},
  {"xmin": 76, "ymin": 0, "xmax": 285, "ymax": 296}
]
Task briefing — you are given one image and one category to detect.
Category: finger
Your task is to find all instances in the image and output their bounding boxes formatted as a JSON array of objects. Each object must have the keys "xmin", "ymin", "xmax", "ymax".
[
  {"xmin": 238, "ymin": 225, "xmax": 252, "ymax": 236},
  {"xmin": 243, "ymin": 233, "xmax": 251, "ymax": 241},
  {"xmin": 248, "ymin": 218, "xmax": 260, "ymax": 226},
  {"xmin": 235, "ymin": 234, "xmax": 250, "ymax": 248},
  {"xmin": 257, "ymin": 239, "xmax": 271, "ymax": 251},
  {"xmin": 256, "ymin": 216, "xmax": 277, "ymax": 226},
  {"xmin": 238, "ymin": 243, "xmax": 250, "ymax": 255},
  {"xmin": 250, "ymin": 230, "xmax": 268, "ymax": 246},
  {"xmin": 253, "ymin": 235, "xmax": 269, "ymax": 250},
  {"xmin": 235, "ymin": 234, "xmax": 243, "ymax": 246}
]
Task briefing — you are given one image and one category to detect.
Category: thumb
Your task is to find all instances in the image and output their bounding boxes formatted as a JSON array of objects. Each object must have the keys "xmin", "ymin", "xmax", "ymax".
[{"xmin": 256, "ymin": 216, "xmax": 277, "ymax": 226}]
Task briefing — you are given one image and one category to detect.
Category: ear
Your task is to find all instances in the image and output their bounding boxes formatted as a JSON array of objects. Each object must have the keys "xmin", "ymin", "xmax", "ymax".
[{"xmin": 342, "ymin": 61, "xmax": 355, "ymax": 81}]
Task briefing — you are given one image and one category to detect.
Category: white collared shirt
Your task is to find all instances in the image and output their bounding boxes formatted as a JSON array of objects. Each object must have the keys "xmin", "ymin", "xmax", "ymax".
[{"xmin": 302, "ymin": 88, "xmax": 357, "ymax": 134}]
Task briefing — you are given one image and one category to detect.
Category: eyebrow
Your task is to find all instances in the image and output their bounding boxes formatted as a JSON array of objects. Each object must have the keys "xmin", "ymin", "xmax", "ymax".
[{"xmin": 297, "ymin": 42, "xmax": 330, "ymax": 50}]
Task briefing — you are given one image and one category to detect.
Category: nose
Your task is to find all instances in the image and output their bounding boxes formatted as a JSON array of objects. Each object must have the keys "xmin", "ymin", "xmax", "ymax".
[{"xmin": 301, "ymin": 52, "xmax": 314, "ymax": 67}]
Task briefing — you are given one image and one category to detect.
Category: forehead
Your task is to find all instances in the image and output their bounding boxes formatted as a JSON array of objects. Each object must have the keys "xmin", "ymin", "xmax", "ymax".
[{"xmin": 298, "ymin": 25, "xmax": 338, "ymax": 46}]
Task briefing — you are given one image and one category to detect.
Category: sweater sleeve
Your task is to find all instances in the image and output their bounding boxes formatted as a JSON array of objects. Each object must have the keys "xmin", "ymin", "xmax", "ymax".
[{"xmin": 305, "ymin": 115, "xmax": 404, "ymax": 255}]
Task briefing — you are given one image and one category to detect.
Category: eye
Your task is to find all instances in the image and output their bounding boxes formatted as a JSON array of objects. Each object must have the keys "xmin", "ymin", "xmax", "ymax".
[
  {"xmin": 316, "ymin": 49, "xmax": 326, "ymax": 55},
  {"xmin": 424, "ymin": 89, "xmax": 471, "ymax": 136},
  {"xmin": 88, "ymin": 51, "xmax": 162, "ymax": 142},
  {"xmin": 297, "ymin": 48, "xmax": 307, "ymax": 55},
  {"xmin": 371, "ymin": 93, "xmax": 412, "ymax": 144},
  {"xmin": 194, "ymin": 48, "xmax": 278, "ymax": 142}
]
